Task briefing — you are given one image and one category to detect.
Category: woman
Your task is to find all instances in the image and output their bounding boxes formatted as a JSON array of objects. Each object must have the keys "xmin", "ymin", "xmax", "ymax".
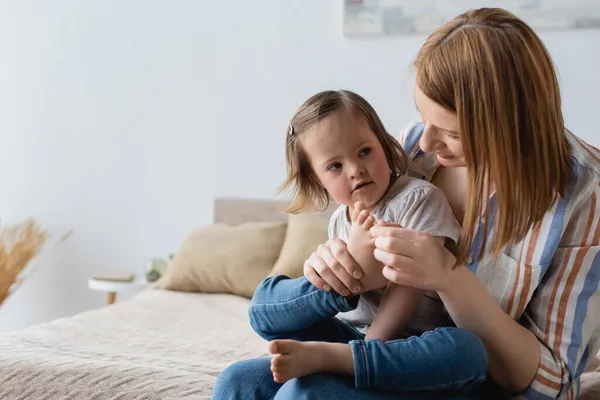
[{"xmin": 213, "ymin": 7, "xmax": 600, "ymax": 400}]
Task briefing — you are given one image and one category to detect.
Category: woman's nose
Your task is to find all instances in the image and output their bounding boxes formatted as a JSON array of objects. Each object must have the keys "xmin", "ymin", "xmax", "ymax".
[{"xmin": 419, "ymin": 123, "xmax": 443, "ymax": 152}]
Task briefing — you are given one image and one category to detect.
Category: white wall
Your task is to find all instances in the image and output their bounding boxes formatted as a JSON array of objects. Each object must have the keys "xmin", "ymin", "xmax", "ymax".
[{"xmin": 0, "ymin": 0, "xmax": 598, "ymax": 331}]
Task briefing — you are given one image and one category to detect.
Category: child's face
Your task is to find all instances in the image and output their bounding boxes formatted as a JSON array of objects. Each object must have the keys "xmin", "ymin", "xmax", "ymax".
[{"xmin": 300, "ymin": 111, "xmax": 391, "ymax": 211}]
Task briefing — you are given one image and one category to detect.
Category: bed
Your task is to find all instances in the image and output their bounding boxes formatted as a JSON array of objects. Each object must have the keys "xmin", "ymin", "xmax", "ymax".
[
  {"xmin": 0, "ymin": 198, "xmax": 290, "ymax": 399},
  {"xmin": 0, "ymin": 198, "xmax": 599, "ymax": 399}
]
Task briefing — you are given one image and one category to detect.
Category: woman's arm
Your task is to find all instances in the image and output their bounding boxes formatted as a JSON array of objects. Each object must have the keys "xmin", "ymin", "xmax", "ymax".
[
  {"xmin": 372, "ymin": 223, "xmax": 600, "ymax": 398},
  {"xmin": 377, "ymin": 236, "xmax": 540, "ymax": 392},
  {"xmin": 438, "ymin": 243, "xmax": 600, "ymax": 398},
  {"xmin": 437, "ymin": 265, "xmax": 540, "ymax": 392}
]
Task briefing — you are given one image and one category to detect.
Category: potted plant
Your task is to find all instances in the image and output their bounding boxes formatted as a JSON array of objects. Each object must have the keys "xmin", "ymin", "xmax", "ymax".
[{"xmin": 0, "ymin": 219, "xmax": 48, "ymax": 306}]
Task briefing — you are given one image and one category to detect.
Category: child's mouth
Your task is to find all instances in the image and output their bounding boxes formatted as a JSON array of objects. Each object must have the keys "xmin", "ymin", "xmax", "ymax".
[{"xmin": 352, "ymin": 182, "xmax": 373, "ymax": 192}]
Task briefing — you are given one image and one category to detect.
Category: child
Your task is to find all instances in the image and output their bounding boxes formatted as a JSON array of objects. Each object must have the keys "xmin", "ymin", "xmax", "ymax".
[{"xmin": 247, "ymin": 90, "xmax": 487, "ymax": 392}]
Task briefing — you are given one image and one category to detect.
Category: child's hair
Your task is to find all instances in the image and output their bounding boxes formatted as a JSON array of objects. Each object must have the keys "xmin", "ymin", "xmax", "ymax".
[{"xmin": 279, "ymin": 90, "xmax": 408, "ymax": 213}]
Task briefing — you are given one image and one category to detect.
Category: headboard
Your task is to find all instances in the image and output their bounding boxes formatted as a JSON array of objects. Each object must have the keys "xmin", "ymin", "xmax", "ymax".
[{"xmin": 213, "ymin": 198, "xmax": 337, "ymax": 225}]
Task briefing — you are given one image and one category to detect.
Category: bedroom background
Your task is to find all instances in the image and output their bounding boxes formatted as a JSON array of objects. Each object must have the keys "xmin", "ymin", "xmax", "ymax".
[{"xmin": 0, "ymin": 0, "xmax": 599, "ymax": 332}]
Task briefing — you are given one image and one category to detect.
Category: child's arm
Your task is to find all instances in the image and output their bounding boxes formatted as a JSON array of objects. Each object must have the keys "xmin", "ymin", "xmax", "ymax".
[{"xmin": 365, "ymin": 236, "xmax": 445, "ymax": 341}]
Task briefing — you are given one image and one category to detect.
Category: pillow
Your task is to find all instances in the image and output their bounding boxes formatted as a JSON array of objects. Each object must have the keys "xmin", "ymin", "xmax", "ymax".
[
  {"xmin": 269, "ymin": 213, "xmax": 330, "ymax": 279},
  {"xmin": 160, "ymin": 221, "xmax": 287, "ymax": 298}
]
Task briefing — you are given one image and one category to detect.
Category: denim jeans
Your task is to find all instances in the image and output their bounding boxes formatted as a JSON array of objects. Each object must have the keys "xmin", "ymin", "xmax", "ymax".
[{"xmin": 212, "ymin": 275, "xmax": 488, "ymax": 400}]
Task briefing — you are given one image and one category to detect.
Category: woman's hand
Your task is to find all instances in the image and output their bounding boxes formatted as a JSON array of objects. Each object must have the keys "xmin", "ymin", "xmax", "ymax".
[
  {"xmin": 370, "ymin": 222, "xmax": 457, "ymax": 292},
  {"xmin": 303, "ymin": 239, "xmax": 364, "ymax": 296}
]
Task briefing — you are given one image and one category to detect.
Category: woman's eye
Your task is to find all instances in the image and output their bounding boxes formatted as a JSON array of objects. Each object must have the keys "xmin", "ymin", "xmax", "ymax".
[
  {"xmin": 328, "ymin": 162, "xmax": 342, "ymax": 171},
  {"xmin": 359, "ymin": 147, "xmax": 372, "ymax": 157},
  {"xmin": 445, "ymin": 132, "xmax": 459, "ymax": 140}
]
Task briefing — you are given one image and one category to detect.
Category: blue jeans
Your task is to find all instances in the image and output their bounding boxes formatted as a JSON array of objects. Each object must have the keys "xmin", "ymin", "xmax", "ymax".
[{"xmin": 212, "ymin": 275, "xmax": 488, "ymax": 400}]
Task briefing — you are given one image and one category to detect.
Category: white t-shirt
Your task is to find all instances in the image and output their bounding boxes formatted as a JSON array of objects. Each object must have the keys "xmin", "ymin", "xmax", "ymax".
[{"xmin": 330, "ymin": 174, "xmax": 461, "ymax": 335}]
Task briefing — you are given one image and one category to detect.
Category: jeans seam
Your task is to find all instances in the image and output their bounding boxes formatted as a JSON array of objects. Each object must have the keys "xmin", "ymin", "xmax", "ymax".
[
  {"xmin": 251, "ymin": 288, "xmax": 324, "ymax": 307},
  {"xmin": 360, "ymin": 341, "xmax": 370, "ymax": 389},
  {"xmin": 250, "ymin": 302, "xmax": 314, "ymax": 314},
  {"xmin": 374, "ymin": 374, "xmax": 486, "ymax": 392}
]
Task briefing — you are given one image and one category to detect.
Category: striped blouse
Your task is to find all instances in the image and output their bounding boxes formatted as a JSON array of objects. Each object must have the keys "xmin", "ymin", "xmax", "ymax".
[{"xmin": 400, "ymin": 121, "xmax": 600, "ymax": 400}]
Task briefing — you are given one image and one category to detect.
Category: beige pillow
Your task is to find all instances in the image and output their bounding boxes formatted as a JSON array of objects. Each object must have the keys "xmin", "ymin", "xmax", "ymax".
[
  {"xmin": 269, "ymin": 213, "xmax": 330, "ymax": 279},
  {"xmin": 160, "ymin": 221, "xmax": 287, "ymax": 298}
]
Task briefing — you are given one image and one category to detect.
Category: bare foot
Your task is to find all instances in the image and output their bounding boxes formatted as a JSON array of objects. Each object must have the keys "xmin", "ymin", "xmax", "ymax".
[
  {"xmin": 347, "ymin": 202, "xmax": 388, "ymax": 292},
  {"xmin": 268, "ymin": 340, "xmax": 353, "ymax": 383}
]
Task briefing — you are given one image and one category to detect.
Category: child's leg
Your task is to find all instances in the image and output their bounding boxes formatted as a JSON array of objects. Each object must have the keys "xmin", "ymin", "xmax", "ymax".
[
  {"xmin": 365, "ymin": 283, "xmax": 423, "ymax": 341},
  {"xmin": 249, "ymin": 275, "xmax": 361, "ymax": 342},
  {"xmin": 213, "ymin": 357, "xmax": 474, "ymax": 400},
  {"xmin": 351, "ymin": 327, "xmax": 487, "ymax": 392},
  {"xmin": 268, "ymin": 327, "xmax": 487, "ymax": 394},
  {"xmin": 366, "ymin": 237, "xmax": 446, "ymax": 341},
  {"xmin": 346, "ymin": 207, "xmax": 389, "ymax": 292}
]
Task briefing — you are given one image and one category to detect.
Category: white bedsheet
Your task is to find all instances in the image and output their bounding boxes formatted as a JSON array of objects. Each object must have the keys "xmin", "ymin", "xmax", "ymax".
[{"xmin": 0, "ymin": 289, "xmax": 267, "ymax": 399}]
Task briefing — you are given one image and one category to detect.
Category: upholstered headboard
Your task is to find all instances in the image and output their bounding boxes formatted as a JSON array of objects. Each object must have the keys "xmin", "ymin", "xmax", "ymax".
[{"xmin": 213, "ymin": 198, "xmax": 337, "ymax": 225}]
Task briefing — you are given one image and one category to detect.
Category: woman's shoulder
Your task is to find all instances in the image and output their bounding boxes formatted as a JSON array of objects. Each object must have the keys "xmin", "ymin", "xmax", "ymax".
[
  {"xmin": 567, "ymin": 129, "xmax": 600, "ymax": 177},
  {"xmin": 508, "ymin": 132, "xmax": 600, "ymax": 265},
  {"xmin": 399, "ymin": 120, "xmax": 424, "ymax": 154},
  {"xmin": 560, "ymin": 130, "xmax": 600, "ymax": 233},
  {"xmin": 398, "ymin": 121, "xmax": 438, "ymax": 181}
]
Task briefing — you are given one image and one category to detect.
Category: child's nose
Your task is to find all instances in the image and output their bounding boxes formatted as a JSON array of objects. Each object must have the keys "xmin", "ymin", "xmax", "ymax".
[{"xmin": 348, "ymin": 162, "xmax": 364, "ymax": 179}]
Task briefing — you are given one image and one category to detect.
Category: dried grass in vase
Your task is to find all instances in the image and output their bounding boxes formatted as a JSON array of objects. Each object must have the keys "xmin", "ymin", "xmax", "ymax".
[{"xmin": 0, "ymin": 219, "xmax": 48, "ymax": 306}]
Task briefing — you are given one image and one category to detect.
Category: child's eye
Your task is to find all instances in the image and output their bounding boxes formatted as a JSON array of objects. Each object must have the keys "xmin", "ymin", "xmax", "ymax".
[
  {"xmin": 445, "ymin": 132, "xmax": 460, "ymax": 140},
  {"xmin": 359, "ymin": 147, "xmax": 372, "ymax": 157},
  {"xmin": 328, "ymin": 162, "xmax": 342, "ymax": 172}
]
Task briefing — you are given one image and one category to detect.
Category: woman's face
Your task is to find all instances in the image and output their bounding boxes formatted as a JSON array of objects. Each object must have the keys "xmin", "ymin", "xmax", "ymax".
[{"xmin": 414, "ymin": 86, "xmax": 466, "ymax": 168}]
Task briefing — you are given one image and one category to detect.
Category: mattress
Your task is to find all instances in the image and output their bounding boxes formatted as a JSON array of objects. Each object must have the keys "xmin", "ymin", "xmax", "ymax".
[
  {"xmin": 0, "ymin": 289, "xmax": 267, "ymax": 399},
  {"xmin": 1, "ymin": 287, "xmax": 599, "ymax": 399}
]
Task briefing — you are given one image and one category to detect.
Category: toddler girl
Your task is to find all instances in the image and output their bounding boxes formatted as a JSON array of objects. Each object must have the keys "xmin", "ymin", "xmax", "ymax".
[{"xmin": 248, "ymin": 90, "xmax": 487, "ymax": 393}]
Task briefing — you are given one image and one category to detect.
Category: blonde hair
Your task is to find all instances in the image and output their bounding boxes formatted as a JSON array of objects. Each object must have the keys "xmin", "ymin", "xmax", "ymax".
[
  {"xmin": 414, "ymin": 8, "xmax": 573, "ymax": 264},
  {"xmin": 279, "ymin": 90, "xmax": 408, "ymax": 213}
]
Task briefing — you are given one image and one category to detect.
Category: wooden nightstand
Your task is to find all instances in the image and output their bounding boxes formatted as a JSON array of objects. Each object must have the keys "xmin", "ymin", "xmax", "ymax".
[{"xmin": 88, "ymin": 275, "xmax": 149, "ymax": 305}]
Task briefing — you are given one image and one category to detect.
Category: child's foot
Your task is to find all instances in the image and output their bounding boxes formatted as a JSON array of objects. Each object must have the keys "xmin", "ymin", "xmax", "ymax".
[
  {"xmin": 347, "ymin": 203, "xmax": 388, "ymax": 291},
  {"xmin": 268, "ymin": 340, "xmax": 353, "ymax": 383}
]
